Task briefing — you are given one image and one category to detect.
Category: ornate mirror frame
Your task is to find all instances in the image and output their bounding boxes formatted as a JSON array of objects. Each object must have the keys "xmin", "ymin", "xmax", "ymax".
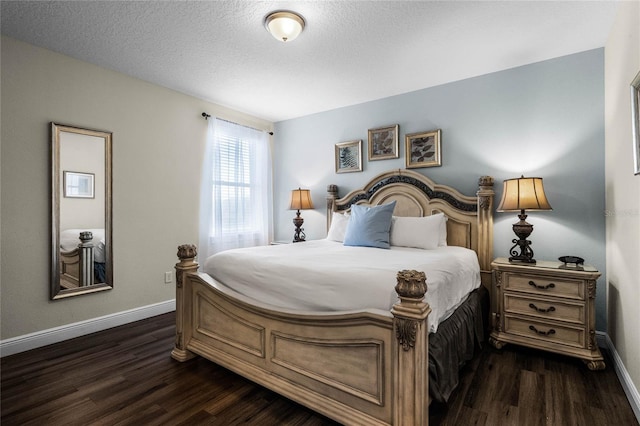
[
  {"xmin": 631, "ymin": 70, "xmax": 640, "ymax": 175},
  {"xmin": 51, "ymin": 123, "xmax": 113, "ymax": 299}
]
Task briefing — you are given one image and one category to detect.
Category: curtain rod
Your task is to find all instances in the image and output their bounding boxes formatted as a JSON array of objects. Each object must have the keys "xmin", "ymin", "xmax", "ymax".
[{"xmin": 202, "ymin": 112, "xmax": 274, "ymax": 136}]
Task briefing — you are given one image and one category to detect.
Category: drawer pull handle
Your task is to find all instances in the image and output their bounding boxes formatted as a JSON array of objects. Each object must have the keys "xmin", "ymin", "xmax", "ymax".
[
  {"xmin": 529, "ymin": 325, "xmax": 556, "ymax": 336},
  {"xmin": 528, "ymin": 303, "xmax": 556, "ymax": 313},
  {"xmin": 528, "ymin": 280, "xmax": 555, "ymax": 290}
]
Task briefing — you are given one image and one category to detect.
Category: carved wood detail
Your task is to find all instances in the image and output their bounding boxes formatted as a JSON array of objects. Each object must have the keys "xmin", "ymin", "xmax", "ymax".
[
  {"xmin": 478, "ymin": 176, "xmax": 495, "ymax": 210},
  {"xmin": 177, "ymin": 244, "xmax": 197, "ymax": 261},
  {"xmin": 587, "ymin": 280, "xmax": 596, "ymax": 299},
  {"xmin": 589, "ymin": 329, "xmax": 596, "ymax": 350},
  {"xmin": 584, "ymin": 359, "xmax": 606, "ymax": 371},
  {"xmin": 489, "ymin": 336, "xmax": 506, "ymax": 349},
  {"xmin": 395, "ymin": 318, "xmax": 418, "ymax": 351},
  {"xmin": 335, "ymin": 174, "xmax": 477, "ymax": 212},
  {"xmin": 392, "ymin": 269, "xmax": 428, "ymax": 358}
]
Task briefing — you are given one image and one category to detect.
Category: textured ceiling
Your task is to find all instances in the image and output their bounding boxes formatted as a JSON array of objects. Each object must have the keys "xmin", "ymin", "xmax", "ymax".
[{"xmin": 1, "ymin": 1, "xmax": 619, "ymax": 122}]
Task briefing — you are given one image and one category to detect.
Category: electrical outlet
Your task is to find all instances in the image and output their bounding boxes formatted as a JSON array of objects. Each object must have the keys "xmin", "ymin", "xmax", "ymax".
[{"xmin": 164, "ymin": 272, "xmax": 173, "ymax": 284}]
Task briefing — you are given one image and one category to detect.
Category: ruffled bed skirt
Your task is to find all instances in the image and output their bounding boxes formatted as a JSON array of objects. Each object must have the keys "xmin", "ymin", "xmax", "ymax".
[{"xmin": 429, "ymin": 285, "xmax": 489, "ymax": 402}]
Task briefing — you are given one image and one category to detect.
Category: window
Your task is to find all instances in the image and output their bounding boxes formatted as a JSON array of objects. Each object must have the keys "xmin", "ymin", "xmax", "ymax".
[{"xmin": 199, "ymin": 118, "xmax": 272, "ymax": 259}]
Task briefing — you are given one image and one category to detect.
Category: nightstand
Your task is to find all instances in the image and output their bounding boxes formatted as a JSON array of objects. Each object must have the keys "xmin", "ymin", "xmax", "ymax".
[
  {"xmin": 270, "ymin": 241, "xmax": 291, "ymax": 245},
  {"xmin": 489, "ymin": 258, "xmax": 605, "ymax": 370},
  {"xmin": 271, "ymin": 240, "xmax": 308, "ymax": 245}
]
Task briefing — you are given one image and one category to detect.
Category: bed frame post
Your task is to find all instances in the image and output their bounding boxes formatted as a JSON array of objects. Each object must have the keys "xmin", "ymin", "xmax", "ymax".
[
  {"xmin": 477, "ymin": 176, "xmax": 495, "ymax": 288},
  {"xmin": 326, "ymin": 184, "xmax": 338, "ymax": 232},
  {"xmin": 78, "ymin": 231, "xmax": 95, "ymax": 287},
  {"xmin": 391, "ymin": 270, "xmax": 431, "ymax": 426},
  {"xmin": 171, "ymin": 244, "xmax": 198, "ymax": 362}
]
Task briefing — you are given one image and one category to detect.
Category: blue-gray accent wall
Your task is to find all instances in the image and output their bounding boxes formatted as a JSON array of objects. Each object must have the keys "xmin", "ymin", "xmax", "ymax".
[{"xmin": 273, "ymin": 48, "xmax": 605, "ymax": 330}]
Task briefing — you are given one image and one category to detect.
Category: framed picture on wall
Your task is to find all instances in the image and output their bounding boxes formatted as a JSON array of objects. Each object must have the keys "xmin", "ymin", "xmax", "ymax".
[
  {"xmin": 405, "ymin": 129, "xmax": 442, "ymax": 169},
  {"xmin": 63, "ymin": 171, "xmax": 95, "ymax": 198},
  {"xmin": 368, "ymin": 124, "xmax": 399, "ymax": 160},
  {"xmin": 335, "ymin": 140, "xmax": 362, "ymax": 173},
  {"xmin": 631, "ymin": 70, "xmax": 640, "ymax": 175}
]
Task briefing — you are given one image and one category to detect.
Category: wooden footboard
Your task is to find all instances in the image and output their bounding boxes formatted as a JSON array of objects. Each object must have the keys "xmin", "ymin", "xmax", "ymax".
[
  {"xmin": 172, "ymin": 244, "xmax": 431, "ymax": 426},
  {"xmin": 60, "ymin": 249, "xmax": 80, "ymax": 288}
]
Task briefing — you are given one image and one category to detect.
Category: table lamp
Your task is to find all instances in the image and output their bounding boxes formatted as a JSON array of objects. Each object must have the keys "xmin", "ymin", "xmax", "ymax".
[
  {"xmin": 289, "ymin": 188, "xmax": 314, "ymax": 242},
  {"xmin": 496, "ymin": 175, "xmax": 552, "ymax": 263}
]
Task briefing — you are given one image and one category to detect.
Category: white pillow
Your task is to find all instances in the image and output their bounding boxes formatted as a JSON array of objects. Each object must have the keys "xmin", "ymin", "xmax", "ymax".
[
  {"xmin": 438, "ymin": 213, "xmax": 448, "ymax": 247},
  {"xmin": 390, "ymin": 213, "xmax": 447, "ymax": 250},
  {"xmin": 326, "ymin": 212, "xmax": 350, "ymax": 242}
]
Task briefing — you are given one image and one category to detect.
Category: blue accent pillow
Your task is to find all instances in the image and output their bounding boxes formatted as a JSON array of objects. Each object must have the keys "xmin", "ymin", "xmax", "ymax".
[{"xmin": 343, "ymin": 201, "xmax": 396, "ymax": 249}]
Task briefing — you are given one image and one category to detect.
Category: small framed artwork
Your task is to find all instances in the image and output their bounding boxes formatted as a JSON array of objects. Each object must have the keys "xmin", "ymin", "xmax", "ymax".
[
  {"xmin": 335, "ymin": 140, "xmax": 362, "ymax": 173},
  {"xmin": 63, "ymin": 171, "xmax": 95, "ymax": 198},
  {"xmin": 368, "ymin": 124, "xmax": 399, "ymax": 160},
  {"xmin": 631, "ymin": 70, "xmax": 640, "ymax": 175},
  {"xmin": 405, "ymin": 129, "xmax": 442, "ymax": 169}
]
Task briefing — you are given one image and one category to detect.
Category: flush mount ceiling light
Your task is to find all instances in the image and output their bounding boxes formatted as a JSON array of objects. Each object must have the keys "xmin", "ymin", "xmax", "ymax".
[{"xmin": 264, "ymin": 11, "xmax": 305, "ymax": 42}]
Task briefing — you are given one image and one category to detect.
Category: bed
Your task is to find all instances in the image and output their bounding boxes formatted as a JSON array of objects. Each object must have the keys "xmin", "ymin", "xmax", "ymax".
[
  {"xmin": 172, "ymin": 169, "xmax": 495, "ymax": 425},
  {"xmin": 59, "ymin": 228, "xmax": 106, "ymax": 288}
]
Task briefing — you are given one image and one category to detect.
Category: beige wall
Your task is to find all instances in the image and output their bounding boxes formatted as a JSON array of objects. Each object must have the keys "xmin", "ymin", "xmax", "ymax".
[
  {"xmin": 0, "ymin": 36, "xmax": 272, "ymax": 339},
  {"xmin": 605, "ymin": 0, "xmax": 640, "ymax": 402}
]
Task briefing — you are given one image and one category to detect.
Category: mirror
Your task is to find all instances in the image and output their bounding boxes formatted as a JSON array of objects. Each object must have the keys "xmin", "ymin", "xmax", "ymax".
[{"xmin": 51, "ymin": 123, "xmax": 113, "ymax": 299}]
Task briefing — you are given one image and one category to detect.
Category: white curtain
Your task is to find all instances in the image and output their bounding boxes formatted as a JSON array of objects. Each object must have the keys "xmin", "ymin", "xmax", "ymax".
[{"xmin": 199, "ymin": 117, "xmax": 272, "ymax": 261}]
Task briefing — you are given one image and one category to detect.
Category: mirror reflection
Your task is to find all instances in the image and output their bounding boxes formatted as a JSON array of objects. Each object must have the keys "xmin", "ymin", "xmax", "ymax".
[{"xmin": 51, "ymin": 123, "xmax": 112, "ymax": 299}]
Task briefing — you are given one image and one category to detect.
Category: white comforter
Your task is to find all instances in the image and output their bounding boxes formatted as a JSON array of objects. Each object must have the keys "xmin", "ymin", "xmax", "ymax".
[{"xmin": 203, "ymin": 239, "xmax": 481, "ymax": 333}]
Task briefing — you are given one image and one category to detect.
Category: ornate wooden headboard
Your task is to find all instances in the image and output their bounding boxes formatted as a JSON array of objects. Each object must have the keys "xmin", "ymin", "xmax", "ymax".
[{"xmin": 326, "ymin": 169, "xmax": 495, "ymax": 286}]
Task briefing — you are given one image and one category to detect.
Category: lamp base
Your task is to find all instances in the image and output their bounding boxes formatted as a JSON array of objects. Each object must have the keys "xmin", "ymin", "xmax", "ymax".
[
  {"xmin": 293, "ymin": 211, "xmax": 306, "ymax": 243},
  {"xmin": 507, "ymin": 212, "xmax": 536, "ymax": 263},
  {"xmin": 508, "ymin": 245, "xmax": 536, "ymax": 263}
]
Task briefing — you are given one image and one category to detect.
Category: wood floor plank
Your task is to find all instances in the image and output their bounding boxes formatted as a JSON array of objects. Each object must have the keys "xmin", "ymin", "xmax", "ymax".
[
  {"xmin": 518, "ymin": 369, "xmax": 546, "ymax": 426},
  {"xmin": 2, "ymin": 312, "xmax": 637, "ymax": 426},
  {"xmin": 544, "ymin": 366, "xmax": 573, "ymax": 426}
]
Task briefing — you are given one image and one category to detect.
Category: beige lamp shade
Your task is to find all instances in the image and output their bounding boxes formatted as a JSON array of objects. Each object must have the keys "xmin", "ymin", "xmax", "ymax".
[
  {"xmin": 496, "ymin": 176, "xmax": 552, "ymax": 212},
  {"xmin": 265, "ymin": 11, "xmax": 305, "ymax": 42},
  {"xmin": 289, "ymin": 188, "xmax": 314, "ymax": 210}
]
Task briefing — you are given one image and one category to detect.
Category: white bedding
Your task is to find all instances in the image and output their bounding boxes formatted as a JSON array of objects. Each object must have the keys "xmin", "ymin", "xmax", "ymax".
[
  {"xmin": 203, "ymin": 239, "xmax": 481, "ymax": 333},
  {"xmin": 60, "ymin": 228, "xmax": 106, "ymax": 263}
]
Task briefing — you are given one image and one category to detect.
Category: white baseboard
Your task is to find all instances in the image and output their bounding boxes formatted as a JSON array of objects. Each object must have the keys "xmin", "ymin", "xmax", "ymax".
[
  {"xmin": 0, "ymin": 299, "xmax": 176, "ymax": 357},
  {"xmin": 597, "ymin": 331, "xmax": 640, "ymax": 422}
]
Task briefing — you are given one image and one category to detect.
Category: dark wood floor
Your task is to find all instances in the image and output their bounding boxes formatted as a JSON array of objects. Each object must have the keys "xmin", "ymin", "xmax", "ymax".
[{"xmin": 2, "ymin": 312, "xmax": 637, "ymax": 426}]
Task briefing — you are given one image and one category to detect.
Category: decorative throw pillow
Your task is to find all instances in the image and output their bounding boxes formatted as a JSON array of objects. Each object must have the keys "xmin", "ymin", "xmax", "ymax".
[
  {"xmin": 326, "ymin": 212, "xmax": 350, "ymax": 242},
  {"xmin": 390, "ymin": 213, "xmax": 447, "ymax": 250},
  {"xmin": 343, "ymin": 201, "xmax": 396, "ymax": 249}
]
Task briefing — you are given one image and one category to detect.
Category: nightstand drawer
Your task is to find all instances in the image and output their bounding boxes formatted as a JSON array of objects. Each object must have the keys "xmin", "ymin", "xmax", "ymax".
[
  {"xmin": 504, "ymin": 294, "xmax": 585, "ymax": 325},
  {"xmin": 504, "ymin": 273, "xmax": 584, "ymax": 300},
  {"xmin": 504, "ymin": 316, "xmax": 585, "ymax": 349}
]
